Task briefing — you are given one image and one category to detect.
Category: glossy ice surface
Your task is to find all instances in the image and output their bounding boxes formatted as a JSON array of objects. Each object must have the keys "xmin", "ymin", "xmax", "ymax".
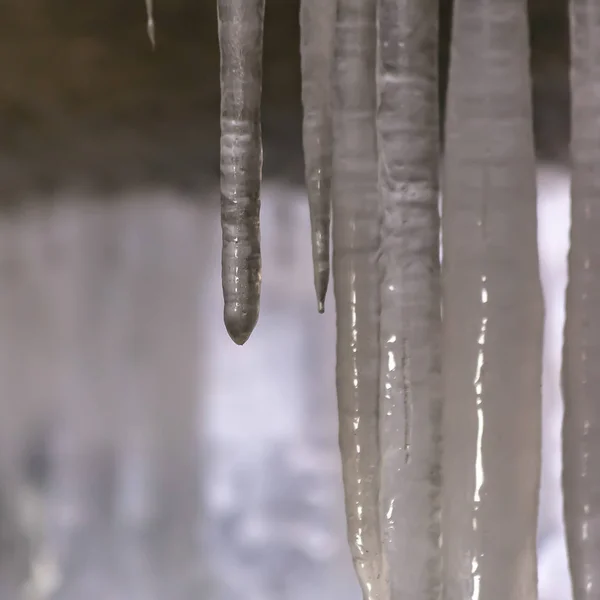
[
  {"xmin": 331, "ymin": 1, "xmax": 385, "ymax": 597},
  {"xmin": 563, "ymin": 1, "xmax": 600, "ymax": 597},
  {"xmin": 442, "ymin": 1, "xmax": 544, "ymax": 597},
  {"xmin": 218, "ymin": 0, "xmax": 265, "ymax": 345},
  {"xmin": 375, "ymin": 0, "xmax": 443, "ymax": 597}
]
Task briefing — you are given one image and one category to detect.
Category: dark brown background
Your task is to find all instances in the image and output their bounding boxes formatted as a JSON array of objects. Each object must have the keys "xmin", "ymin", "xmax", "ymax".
[{"xmin": 0, "ymin": 0, "xmax": 568, "ymax": 197}]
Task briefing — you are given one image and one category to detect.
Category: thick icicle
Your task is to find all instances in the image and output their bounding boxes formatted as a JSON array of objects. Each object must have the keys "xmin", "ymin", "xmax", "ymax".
[
  {"xmin": 145, "ymin": 0, "xmax": 155, "ymax": 48},
  {"xmin": 332, "ymin": 1, "xmax": 384, "ymax": 599},
  {"xmin": 563, "ymin": 1, "xmax": 600, "ymax": 597},
  {"xmin": 300, "ymin": 0, "xmax": 336, "ymax": 313},
  {"xmin": 218, "ymin": 0, "xmax": 265, "ymax": 345},
  {"xmin": 375, "ymin": 0, "xmax": 442, "ymax": 597},
  {"xmin": 442, "ymin": 1, "xmax": 543, "ymax": 599}
]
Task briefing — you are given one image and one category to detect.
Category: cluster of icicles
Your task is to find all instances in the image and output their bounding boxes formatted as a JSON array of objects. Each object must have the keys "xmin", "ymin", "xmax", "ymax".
[{"xmin": 141, "ymin": 0, "xmax": 597, "ymax": 598}]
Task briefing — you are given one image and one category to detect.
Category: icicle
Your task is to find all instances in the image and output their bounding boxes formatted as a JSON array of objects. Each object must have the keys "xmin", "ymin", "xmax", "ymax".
[
  {"xmin": 563, "ymin": 1, "xmax": 600, "ymax": 597},
  {"xmin": 375, "ymin": 0, "xmax": 442, "ymax": 597},
  {"xmin": 332, "ymin": 0, "xmax": 384, "ymax": 599},
  {"xmin": 145, "ymin": 0, "xmax": 155, "ymax": 49},
  {"xmin": 300, "ymin": 0, "xmax": 336, "ymax": 313},
  {"xmin": 442, "ymin": 1, "xmax": 543, "ymax": 598},
  {"xmin": 217, "ymin": 0, "xmax": 265, "ymax": 345}
]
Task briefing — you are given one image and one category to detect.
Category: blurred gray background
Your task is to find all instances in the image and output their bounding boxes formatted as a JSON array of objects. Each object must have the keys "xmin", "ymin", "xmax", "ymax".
[{"xmin": 0, "ymin": 1, "xmax": 574, "ymax": 599}]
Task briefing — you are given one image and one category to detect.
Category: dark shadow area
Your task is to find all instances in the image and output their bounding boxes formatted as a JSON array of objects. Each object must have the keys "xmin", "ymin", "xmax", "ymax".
[
  {"xmin": 0, "ymin": 0, "xmax": 302, "ymax": 196},
  {"xmin": 0, "ymin": 0, "xmax": 567, "ymax": 197}
]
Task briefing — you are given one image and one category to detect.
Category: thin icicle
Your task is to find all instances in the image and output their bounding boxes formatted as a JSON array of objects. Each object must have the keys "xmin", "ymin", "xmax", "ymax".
[
  {"xmin": 300, "ymin": 0, "xmax": 336, "ymax": 313},
  {"xmin": 217, "ymin": 0, "xmax": 265, "ymax": 345},
  {"xmin": 442, "ymin": 1, "xmax": 543, "ymax": 599},
  {"xmin": 375, "ymin": 0, "xmax": 442, "ymax": 597},
  {"xmin": 332, "ymin": 1, "xmax": 384, "ymax": 599},
  {"xmin": 563, "ymin": 1, "xmax": 600, "ymax": 597},
  {"xmin": 145, "ymin": 0, "xmax": 155, "ymax": 49}
]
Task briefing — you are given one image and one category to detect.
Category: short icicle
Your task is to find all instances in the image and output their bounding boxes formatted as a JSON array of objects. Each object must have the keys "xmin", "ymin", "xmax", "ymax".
[
  {"xmin": 217, "ymin": 0, "xmax": 265, "ymax": 345},
  {"xmin": 332, "ymin": 0, "xmax": 385, "ymax": 599},
  {"xmin": 300, "ymin": 0, "xmax": 336, "ymax": 313},
  {"xmin": 375, "ymin": 0, "xmax": 443, "ymax": 597},
  {"xmin": 144, "ymin": 0, "xmax": 155, "ymax": 48},
  {"xmin": 442, "ymin": 0, "xmax": 544, "ymax": 599},
  {"xmin": 563, "ymin": 0, "xmax": 600, "ymax": 597}
]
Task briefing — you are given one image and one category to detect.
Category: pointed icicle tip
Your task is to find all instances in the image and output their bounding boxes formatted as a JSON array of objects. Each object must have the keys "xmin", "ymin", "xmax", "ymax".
[
  {"xmin": 147, "ymin": 20, "xmax": 156, "ymax": 49},
  {"xmin": 315, "ymin": 268, "xmax": 329, "ymax": 314}
]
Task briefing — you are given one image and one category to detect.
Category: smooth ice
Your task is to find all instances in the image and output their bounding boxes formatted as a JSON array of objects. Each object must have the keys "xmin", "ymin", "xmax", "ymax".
[
  {"xmin": 375, "ymin": 0, "xmax": 443, "ymax": 597},
  {"xmin": 442, "ymin": 1, "xmax": 544, "ymax": 597},
  {"xmin": 331, "ymin": 0, "xmax": 385, "ymax": 596}
]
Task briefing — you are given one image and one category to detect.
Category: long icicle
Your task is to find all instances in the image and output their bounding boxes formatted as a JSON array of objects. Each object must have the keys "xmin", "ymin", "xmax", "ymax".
[
  {"xmin": 332, "ymin": 0, "xmax": 384, "ymax": 598},
  {"xmin": 217, "ymin": 0, "xmax": 265, "ymax": 345},
  {"xmin": 300, "ymin": 0, "xmax": 336, "ymax": 313},
  {"xmin": 442, "ymin": 0, "xmax": 543, "ymax": 598},
  {"xmin": 375, "ymin": 0, "xmax": 442, "ymax": 597},
  {"xmin": 563, "ymin": 0, "xmax": 600, "ymax": 597}
]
